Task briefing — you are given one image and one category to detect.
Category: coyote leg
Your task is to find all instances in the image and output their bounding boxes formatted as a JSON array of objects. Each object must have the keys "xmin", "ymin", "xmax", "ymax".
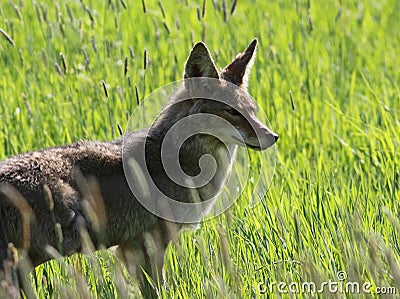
[{"xmin": 118, "ymin": 237, "xmax": 166, "ymax": 298}]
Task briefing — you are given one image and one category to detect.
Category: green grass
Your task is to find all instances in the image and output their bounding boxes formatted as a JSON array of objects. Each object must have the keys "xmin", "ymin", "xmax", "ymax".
[{"xmin": 1, "ymin": 0, "xmax": 399, "ymax": 297}]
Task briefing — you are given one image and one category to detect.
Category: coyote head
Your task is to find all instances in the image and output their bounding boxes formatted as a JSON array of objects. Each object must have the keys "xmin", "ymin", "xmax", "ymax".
[
  {"xmin": 125, "ymin": 40, "xmax": 278, "ymax": 221},
  {"xmin": 179, "ymin": 38, "xmax": 278, "ymax": 150}
]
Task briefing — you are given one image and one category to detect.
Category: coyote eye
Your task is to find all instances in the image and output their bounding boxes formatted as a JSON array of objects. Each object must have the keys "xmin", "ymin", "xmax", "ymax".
[{"xmin": 226, "ymin": 108, "xmax": 240, "ymax": 116}]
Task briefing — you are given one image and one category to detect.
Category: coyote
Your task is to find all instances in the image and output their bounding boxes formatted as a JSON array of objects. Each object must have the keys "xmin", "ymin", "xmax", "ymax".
[{"xmin": 0, "ymin": 39, "xmax": 277, "ymax": 297}]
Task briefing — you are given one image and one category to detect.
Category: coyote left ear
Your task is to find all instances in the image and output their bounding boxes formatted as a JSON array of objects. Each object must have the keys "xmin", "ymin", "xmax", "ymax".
[
  {"xmin": 184, "ymin": 42, "xmax": 219, "ymax": 79},
  {"xmin": 221, "ymin": 38, "xmax": 258, "ymax": 88}
]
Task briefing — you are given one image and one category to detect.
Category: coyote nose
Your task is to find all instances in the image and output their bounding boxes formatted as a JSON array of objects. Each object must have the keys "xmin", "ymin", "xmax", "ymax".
[{"xmin": 272, "ymin": 133, "xmax": 279, "ymax": 142}]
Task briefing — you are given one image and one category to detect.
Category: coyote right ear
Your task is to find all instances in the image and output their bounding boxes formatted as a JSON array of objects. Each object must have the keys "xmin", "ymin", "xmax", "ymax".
[
  {"xmin": 184, "ymin": 42, "xmax": 219, "ymax": 79},
  {"xmin": 221, "ymin": 38, "xmax": 258, "ymax": 88}
]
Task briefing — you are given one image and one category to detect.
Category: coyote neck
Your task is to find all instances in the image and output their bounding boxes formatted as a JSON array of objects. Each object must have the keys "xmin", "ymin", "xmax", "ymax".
[
  {"xmin": 146, "ymin": 99, "xmax": 237, "ymax": 202},
  {"xmin": 179, "ymin": 134, "xmax": 236, "ymax": 195},
  {"xmin": 149, "ymin": 118, "xmax": 237, "ymax": 202}
]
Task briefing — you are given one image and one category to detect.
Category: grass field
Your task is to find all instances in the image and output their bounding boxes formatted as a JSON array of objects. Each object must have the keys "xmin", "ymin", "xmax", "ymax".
[{"xmin": 0, "ymin": 0, "xmax": 399, "ymax": 298}]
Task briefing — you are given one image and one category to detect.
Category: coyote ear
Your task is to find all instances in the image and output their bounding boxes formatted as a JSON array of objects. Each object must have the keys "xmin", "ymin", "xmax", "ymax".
[
  {"xmin": 221, "ymin": 38, "xmax": 258, "ymax": 88},
  {"xmin": 184, "ymin": 42, "xmax": 219, "ymax": 79}
]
